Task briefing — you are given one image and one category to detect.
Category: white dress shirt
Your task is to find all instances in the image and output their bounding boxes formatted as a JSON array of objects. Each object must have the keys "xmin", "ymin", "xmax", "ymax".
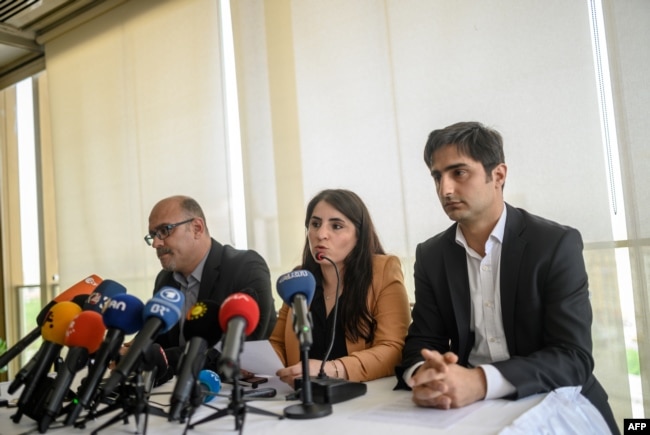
[{"xmin": 405, "ymin": 206, "xmax": 515, "ymax": 400}]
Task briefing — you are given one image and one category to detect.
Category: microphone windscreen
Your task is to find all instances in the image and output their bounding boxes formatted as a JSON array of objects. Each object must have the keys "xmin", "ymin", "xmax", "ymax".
[
  {"xmin": 182, "ymin": 300, "xmax": 221, "ymax": 346},
  {"xmin": 41, "ymin": 301, "xmax": 83, "ymax": 344},
  {"xmin": 276, "ymin": 270, "xmax": 316, "ymax": 306},
  {"xmin": 71, "ymin": 294, "xmax": 90, "ymax": 308},
  {"xmin": 83, "ymin": 279, "xmax": 127, "ymax": 313},
  {"xmin": 53, "ymin": 274, "xmax": 103, "ymax": 303},
  {"xmin": 142, "ymin": 287, "xmax": 185, "ymax": 333},
  {"xmin": 218, "ymin": 293, "xmax": 260, "ymax": 336},
  {"xmin": 198, "ymin": 369, "xmax": 221, "ymax": 403},
  {"xmin": 142, "ymin": 343, "xmax": 168, "ymax": 374},
  {"xmin": 36, "ymin": 300, "xmax": 57, "ymax": 326},
  {"xmin": 64, "ymin": 311, "xmax": 107, "ymax": 353},
  {"xmin": 103, "ymin": 293, "xmax": 145, "ymax": 334}
]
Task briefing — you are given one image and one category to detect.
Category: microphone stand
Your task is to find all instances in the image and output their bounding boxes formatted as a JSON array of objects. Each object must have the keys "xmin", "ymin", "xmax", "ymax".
[
  {"xmin": 175, "ymin": 373, "xmax": 233, "ymax": 425},
  {"xmin": 65, "ymin": 329, "xmax": 124, "ymax": 426},
  {"xmin": 174, "ymin": 379, "xmax": 207, "ymax": 426},
  {"xmin": 185, "ymin": 367, "xmax": 283, "ymax": 435},
  {"xmin": 309, "ymin": 255, "xmax": 367, "ymax": 404},
  {"xmin": 282, "ymin": 281, "xmax": 332, "ymax": 419},
  {"xmin": 283, "ymin": 346, "xmax": 332, "ymax": 419},
  {"xmin": 75, "ymin": 364, "xmax": 166, "ymax": 434}
]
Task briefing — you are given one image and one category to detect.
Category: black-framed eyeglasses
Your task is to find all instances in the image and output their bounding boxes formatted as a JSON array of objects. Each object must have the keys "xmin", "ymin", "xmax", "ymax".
[{"xmin": 144, "ymin": 218, "xmax": 194, "ymax": 246}]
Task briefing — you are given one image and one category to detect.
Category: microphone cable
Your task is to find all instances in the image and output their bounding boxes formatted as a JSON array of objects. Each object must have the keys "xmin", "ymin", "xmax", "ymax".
[{"xmin": 316, "ymin": 253, "xmax": 341, "ymax": 379}]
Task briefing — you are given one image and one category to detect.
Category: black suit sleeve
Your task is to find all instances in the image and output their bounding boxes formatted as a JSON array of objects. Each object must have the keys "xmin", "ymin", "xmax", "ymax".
[
  {"xmin": 230, "ymin": 250, "xmax": 276, "ymax": 340},
  {"xmin": 396, "ymin": 236, "xmax": 462, "ymax": 388}
]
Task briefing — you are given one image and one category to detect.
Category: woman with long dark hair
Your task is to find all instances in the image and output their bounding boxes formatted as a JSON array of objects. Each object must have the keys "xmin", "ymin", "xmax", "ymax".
[{"xmin": 270, "ymin": 189, "xmax": 411, "ymax": 385}]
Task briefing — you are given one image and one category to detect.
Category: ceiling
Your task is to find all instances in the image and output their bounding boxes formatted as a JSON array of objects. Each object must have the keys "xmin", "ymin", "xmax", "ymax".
[{"xmin": 0, "ymin": 0, "xmax": 127, "ymax": 89}]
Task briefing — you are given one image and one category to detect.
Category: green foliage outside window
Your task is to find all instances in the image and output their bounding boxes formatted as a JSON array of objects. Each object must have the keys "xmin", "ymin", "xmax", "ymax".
[
  {"xmin": 627, "ymin": 348, "xmax": 640, "ymax": 376},
  {"xmin": 0, "ymin": 337, "xmax": 7, "ymax": 373}
]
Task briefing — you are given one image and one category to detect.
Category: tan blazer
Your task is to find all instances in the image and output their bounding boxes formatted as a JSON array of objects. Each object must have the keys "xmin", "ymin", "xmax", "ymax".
[{"xmin": 269, "ymin": 254, "xmax": 411, "ymax": 382}]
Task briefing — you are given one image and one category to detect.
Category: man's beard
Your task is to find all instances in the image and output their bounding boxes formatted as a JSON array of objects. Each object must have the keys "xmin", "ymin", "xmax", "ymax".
[{"xmin": 157, "ymin": 248, "xmax": 176, "ymax": 271}]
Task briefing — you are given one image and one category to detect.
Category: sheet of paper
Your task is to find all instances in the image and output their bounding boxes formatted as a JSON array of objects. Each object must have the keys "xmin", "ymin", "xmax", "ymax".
[
  {"xmin": 350, "ymin": 394, "xmax": 501, "ymax": 429},
  {"xmin": 238, "ymin": 340, "xmax": 284, "ymax": 375},
  {"xmin": 237, "ymin": 339, "xmax": 294, "ymax": 397}
]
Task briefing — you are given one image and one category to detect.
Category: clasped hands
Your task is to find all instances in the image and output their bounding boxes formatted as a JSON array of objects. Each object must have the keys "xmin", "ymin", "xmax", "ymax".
[{"xmin": 408, "ymin": 349, "xmax": 487, "ymax": 409}]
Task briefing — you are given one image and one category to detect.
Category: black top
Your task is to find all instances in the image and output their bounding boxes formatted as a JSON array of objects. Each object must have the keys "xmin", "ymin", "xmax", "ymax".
[{"xmin": 308, "ymin": 285, "xmax": 347, "ymax": 361}]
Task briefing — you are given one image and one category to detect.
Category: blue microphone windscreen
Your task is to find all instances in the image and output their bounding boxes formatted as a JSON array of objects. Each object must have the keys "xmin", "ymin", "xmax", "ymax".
[
  {"xmin": 142, "ymin": 287, "xmax": 185, "ymax": 333},
  {"xmin": 276, "ymin": 270, "xmax": 316, "ymax": 305},
  {"xmin": 198, "ymin": 369, "xmax": 221, "ymax": 403},
  {"xmin": 83, "ymin": 279, "xmax": 127, "ymax": 312},
  {"xmin": 103, "ymin": 293, "xmax": 145, "ymax": 334}
]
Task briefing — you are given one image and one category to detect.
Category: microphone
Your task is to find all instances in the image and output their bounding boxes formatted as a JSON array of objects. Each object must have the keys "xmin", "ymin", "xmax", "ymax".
[
  {"xmin": 186, "ymin": 295, "xmax": 285, "ymax": 432},
  {"xmin": 8, "ymin": 281, "xmax": 118, "ymax": 396},
  {"xmin": 0, "ymin": 274, "xmax": 102, "ymax": 369},
  {"xmin": 39, "ymin": 311, "xmax": 107, "ymax": 433},
  {"xmin": 169, "ymin": 300, "xmax": 222, "ymax": 422},
  {"xmin": 171, "ymin": 370, "xmax": 222, "ymax": 426},
  {"xmin": 197, "ymin": 370, "xmax": 221, "ymax": 403},
  {"xmin": 64, "ymin": 293, "xmax": 145, "ymax": 426},
  {"xmin": 2, "ymin": 291, "xmax": 91, "ymax": 394},
  {"xmin": 140, "ymin": 342, "xmax": 169, "ymax": 396},
  {"xmin": 276, "ymin": 270, "xmax": 331, "ymax": 419},
  {"xmin": 308, "ymin": 253, "xmax": 367, "ymax": 405},
  {"xmin": 81, "ymin": 279, "xmax": 127, "ymax": 313},
  {"xmin": 10, "ymin": 301, "xmax": 83, "ymax": 423},
  {"xmin": 8, "ymin": 300, "xmax": 85, "ymax": 395},
  {"xmin": 124, "ymin": 342, "xmax": 170, "ymax": 429},
  {"xmin": 101, "ymin": 287, "xmax": 184, "ymax": 398},
  {"xmin": 71, "ymin": 293, "xmax": 91, "ymax": 308},
  {"xmin": 7, "ymin": 293, "xmax": 89, "ymax": 395},
  {"xmin": 276, "ymin": 270, "xmax": 316, "ymax": 348},
  {"xmin": 217, "ymin": 293, "xmax": 260, "ymax": 382}
]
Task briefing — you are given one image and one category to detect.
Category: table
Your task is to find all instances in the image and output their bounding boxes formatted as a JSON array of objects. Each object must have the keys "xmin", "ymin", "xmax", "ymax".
[{"xmin": 1, "ymin": 376, "xmax": 611, "ymax": 434}]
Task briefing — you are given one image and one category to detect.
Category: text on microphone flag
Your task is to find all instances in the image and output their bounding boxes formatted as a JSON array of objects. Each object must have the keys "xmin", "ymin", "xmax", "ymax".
[{"xmin": 277, "ymin": 269, "xmax": 312, "ymax": 284}]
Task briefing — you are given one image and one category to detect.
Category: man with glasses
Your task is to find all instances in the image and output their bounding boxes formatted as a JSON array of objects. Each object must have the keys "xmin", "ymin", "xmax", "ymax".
[{"xmin": 144, "ymin": 195, "xmax": 276, "ymax": 385}]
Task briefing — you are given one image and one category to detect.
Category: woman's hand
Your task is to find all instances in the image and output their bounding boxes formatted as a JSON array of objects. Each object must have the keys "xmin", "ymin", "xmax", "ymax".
[
  {"xmin": 108, "ymin": 339, "xmax": 133, "ymax": 370},
  {"xmin": 276, "ymin": 359, "xmax": 324, "ymax": 387}
]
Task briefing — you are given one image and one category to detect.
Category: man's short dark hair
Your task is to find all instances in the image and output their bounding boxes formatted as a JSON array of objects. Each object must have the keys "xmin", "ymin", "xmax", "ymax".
[{"xmin": 423, "ymin": 121, "xmax": 505, "ymax": 176}]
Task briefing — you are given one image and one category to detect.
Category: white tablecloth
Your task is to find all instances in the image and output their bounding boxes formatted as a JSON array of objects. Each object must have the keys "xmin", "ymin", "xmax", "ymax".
[{"xmin": 0, "ymin": 376, "xmax": 610, "ymax": 434}]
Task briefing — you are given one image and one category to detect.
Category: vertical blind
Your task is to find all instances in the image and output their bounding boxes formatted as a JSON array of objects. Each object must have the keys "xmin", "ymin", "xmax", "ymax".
[
  {"xmin": 44, "ymin": 0, "xmax": 231, "ymax": 301},
  {"xmin": 601, "ymin": 0, "xmax": 650, "ymax": 416}
]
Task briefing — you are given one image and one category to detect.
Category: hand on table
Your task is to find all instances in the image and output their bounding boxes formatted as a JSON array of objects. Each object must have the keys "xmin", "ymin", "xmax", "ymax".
[
  {"xmin": 408, "ymin": 349, "xmax": 486, "ymax": 409},
  {"xmin": 276, "ymin": 359, "xmax": 324, "ymax": 387}
]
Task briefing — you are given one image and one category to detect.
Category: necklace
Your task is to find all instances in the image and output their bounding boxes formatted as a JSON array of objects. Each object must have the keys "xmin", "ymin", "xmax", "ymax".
[{"xmin": 323, "ymin": 285, "xmax": 340, "ymax": 301}]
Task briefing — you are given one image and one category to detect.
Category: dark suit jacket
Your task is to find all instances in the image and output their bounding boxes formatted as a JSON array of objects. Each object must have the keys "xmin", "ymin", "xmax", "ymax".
[
  {"xmin": 153, "ymin": 238, "xmax": 276, "ymax": 383},
  {"xmin": 396, "ymin": 204, "xmax": 617, "ymax": 434}
]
